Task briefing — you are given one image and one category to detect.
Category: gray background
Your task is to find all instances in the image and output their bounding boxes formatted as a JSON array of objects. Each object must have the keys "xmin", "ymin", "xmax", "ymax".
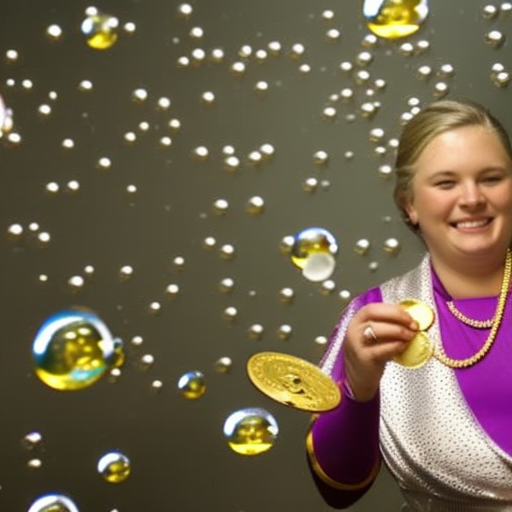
[{"xmin": 0, "ymin": 1, "xmax": 510, "ymax": 511}]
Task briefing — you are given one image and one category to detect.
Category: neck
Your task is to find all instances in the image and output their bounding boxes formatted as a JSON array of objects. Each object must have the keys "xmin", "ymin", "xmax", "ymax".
[{"xmin": 431, "ymin": 250, "xmax": 510, "ymax": 299}]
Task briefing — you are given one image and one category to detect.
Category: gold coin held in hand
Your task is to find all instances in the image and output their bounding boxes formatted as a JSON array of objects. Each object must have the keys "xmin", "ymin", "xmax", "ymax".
[
  {"xmin": 399, "ymin": 298, "xmax": 435, "ymax": 331},
  {"xmin": 393, "ymin": 331, "xmax": 434, "ymax": 368},
  {"xmin": 246, "ymin": 352, "xmax": 341, "ymax": 412}
]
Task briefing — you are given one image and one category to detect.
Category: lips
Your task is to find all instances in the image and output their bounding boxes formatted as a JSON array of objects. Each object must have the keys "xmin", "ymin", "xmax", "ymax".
[{"xmin": 451, "ymin": 218, "xmax": 492, "ymax": 229}]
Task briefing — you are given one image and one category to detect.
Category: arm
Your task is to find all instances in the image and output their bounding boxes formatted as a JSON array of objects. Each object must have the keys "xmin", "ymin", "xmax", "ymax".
[{"xmin": 306, "ymin": 289, "xmax": 419, "ymax": 508}]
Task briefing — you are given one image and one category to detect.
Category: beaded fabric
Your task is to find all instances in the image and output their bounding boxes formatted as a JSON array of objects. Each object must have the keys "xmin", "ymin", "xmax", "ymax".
[{"xmin": 380, "ymin": 255, "xmax": 512, "ymax": 510}]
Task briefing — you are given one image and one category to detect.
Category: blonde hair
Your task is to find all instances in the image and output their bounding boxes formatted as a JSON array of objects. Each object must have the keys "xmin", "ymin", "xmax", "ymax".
[{"xmin": 393, "ymin": 99, "xmax": 512, "ymax": 230}]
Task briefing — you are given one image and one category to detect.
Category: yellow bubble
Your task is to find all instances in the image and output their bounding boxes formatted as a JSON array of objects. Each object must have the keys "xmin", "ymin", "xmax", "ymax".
[
  {"xmin": 290, "ymin": 227, "xmax": 338, "ymax": 271},
  {"xmin": 223, "ymin": 408, "xmax": 278, "ymax": 456},
  {"xmin": 28, "ymin": 494, "xmax": 79, "ymax": 512},
  {"xmin": 97, "ymin": 451, "xmax": 131, "ymax": 483},
  {"xmin": 363, "ymin": 0, "xmax": 429, "ymax": 39},
  {"xmin": 178, "ymin": 370, "xmax": 206, "ymax": 399},
  {"xmin": 32, "ymin": 309, "xmax": 122, "ymax": 390},
  {"xmin": 81, "ymin": 13, "xmax": 119, "ymax": 49}
]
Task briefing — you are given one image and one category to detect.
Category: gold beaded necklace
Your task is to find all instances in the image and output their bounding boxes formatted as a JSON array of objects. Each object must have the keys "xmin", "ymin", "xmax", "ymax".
[{"xmin": 434, "ymin": 249, "xmax": 512, "ymax": 369}]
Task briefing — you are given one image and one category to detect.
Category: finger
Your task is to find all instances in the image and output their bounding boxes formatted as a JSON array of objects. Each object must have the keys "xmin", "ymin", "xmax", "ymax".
[
  {"xmin": 361, "ymin": 320, "xmax": 417, "ymax": 346},
  {"xmin": 358, "ymin": 303, "xmax": 419, "ymax": 330}
]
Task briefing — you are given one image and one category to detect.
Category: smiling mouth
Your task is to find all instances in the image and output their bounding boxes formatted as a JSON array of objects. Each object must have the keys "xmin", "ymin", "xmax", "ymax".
[{"xmin": 451, "ymin": 218, "xmax": 493, "ymax": 229}]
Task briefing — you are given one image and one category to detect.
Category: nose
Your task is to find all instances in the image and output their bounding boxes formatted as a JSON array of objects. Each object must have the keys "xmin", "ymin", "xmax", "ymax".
[{"xmin": 459, "ymin": 181, "xmax": 485, "ymax": 208}]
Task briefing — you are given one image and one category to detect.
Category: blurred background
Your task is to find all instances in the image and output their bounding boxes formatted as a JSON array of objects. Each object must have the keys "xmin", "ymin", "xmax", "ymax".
[{"xmin": 0, "ymin": 1, "xmax": 511, "ymax": 511}]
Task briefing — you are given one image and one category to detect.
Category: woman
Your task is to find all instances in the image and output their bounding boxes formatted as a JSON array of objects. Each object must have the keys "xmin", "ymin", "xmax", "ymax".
[{"xmin": 306, "ymin": 99, "xmax": 512, "ymax": 511}]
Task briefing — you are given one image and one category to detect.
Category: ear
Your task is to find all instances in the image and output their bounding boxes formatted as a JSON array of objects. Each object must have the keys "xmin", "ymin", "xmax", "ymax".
[{"xmin": 404, "ymin": 200, "xmax": 419, "ymax": 226}]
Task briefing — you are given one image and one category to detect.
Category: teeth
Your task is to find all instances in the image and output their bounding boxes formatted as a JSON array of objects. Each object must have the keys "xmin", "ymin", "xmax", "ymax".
[{"xmin": 456, "ymin": 219, "xmax": 489, "ymax": 228}]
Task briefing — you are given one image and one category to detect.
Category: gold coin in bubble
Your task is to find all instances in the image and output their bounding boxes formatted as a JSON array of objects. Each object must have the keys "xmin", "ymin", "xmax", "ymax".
[
  {"xmin": 399, "ymin": 299, "xmax": 435, "ymax": 331},
  {"xmin": 393, "ymin": 331, "xmax": 433, "ymax": 368}
]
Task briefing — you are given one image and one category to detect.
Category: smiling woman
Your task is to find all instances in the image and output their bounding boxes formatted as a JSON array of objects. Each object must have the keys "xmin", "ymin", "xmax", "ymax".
[{"xmin": 307, "ymin": 99, "xmax": 512, "ymax": 511}]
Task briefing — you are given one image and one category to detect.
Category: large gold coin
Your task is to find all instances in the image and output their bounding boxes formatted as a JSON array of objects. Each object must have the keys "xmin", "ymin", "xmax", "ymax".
[
  {"xmin": 393, "ymin": 331, "xmax": 433, "ymax": 369},
  {"xmin": 399, "ymin": 299, "xmax": 435, "ymax": 331},
  {"xmin": 246, "ymin": 352, "xmax": 341, "ymax": 412}
]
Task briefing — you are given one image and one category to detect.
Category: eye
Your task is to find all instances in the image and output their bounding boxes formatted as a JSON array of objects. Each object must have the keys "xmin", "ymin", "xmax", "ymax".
[
  {"xmin": 482, "ymin": 174, "xmax": 503, "ymax": 184},
  {"xmin": 434, "ymin": 180, "xmax": 455, "ymax": 189}
]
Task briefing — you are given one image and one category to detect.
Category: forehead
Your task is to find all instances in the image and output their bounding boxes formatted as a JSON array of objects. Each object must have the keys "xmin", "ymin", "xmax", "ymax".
[{"xmin": 416, "ymin": 125, "xmax": 511, "ymax": 171}]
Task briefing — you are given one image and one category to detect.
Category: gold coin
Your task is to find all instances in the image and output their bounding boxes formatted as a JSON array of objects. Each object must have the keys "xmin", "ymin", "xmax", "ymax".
[
  {"xmin": 393, "ymin": 331, "xmax": 433, "ymax": 369},
  {"xmin": 399, "ymin": 298, "xmax": 435, "ymax": 331},
  {"xmin": 246, "ymin": 352, "xmax": 341, "ymax": 412}
]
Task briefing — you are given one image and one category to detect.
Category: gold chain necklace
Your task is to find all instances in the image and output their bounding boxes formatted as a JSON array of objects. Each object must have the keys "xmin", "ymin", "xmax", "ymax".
[
  {"xmin": 446, "ymin": 302, "xmax": 494, "ymax": 329},
  {"xmin": 434, "ymin": 249, "xmax": 512, "ymax": 369}
]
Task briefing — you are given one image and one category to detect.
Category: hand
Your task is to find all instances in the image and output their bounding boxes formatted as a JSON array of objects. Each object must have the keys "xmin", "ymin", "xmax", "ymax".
[{"xmin": 343, "ymin": 303, "xmax": 419, "ymax": 401}]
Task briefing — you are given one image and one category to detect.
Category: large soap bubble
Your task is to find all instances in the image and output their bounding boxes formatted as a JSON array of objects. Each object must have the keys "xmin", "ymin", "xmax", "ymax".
[{"xmin": 32, "ymin": 309, "xmax": 123, "ymax": 390}]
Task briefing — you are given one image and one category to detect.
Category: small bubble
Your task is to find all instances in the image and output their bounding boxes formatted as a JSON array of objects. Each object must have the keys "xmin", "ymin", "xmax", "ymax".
[
  {"xmin": 28, "ymin": 495, "xmax": 79, "ymax": 512},
  {"xmin": 302, "ymin": 177, "xmax": 318, "ymax": 193},
  {"xmin": 27, "ymin": 458, "xmax": 43, "ymax": 469},
  {"xmin": 326, "ymin": 28, "xmax": 341, "ymax": 41},
  {"xmin": 219, "ymin": 278, "xmax": 235, "ymax": 293},
  {"xmin": 277, "ymin": 324, "xmax": 292, "ymax": 340},
  {"xmin": 485, "ymin": 30, "xmax": 505, "ymax": 47},
  {"xmin": 354, "ymin": 238, "xmax": 371, "ymax": 255},
  {"xmin": 213, "ymin": 198, "xmax": 229, "ymax": 215},
  {"xmin": 22, "ymin": 432, "xmax": 43, "ymax": 450},
  {"xmin": 157, "ymin": 96, "xmax": 171, "ymax": 110},
  {"xmin": 82, "ymin": 12, "xmax": 119, "ymax": 50},
  {"xmin": 148, "ymin": 302, "xmax": 161, "ymax": 315},
  {"xmin": 46, "ymin": 24, "xmax": 63, "ymax": 40},
  {"xmin": 383, "ymin": 237, "xmax": 401, "ymax": 254},
  {"xmin": 268, "ymin": 41, "xmax": 282, "ymax": 55},
  {"xmin": 279, "ymin": 287, "xmax": 295, "ymax": 304},
  {"xmin": 247, "ymin": 324, "xmax": 264, "ymax": 340},
  {"xmin": 433, "ymin": 81, "xmax": 449, "ymax": 98},
  {"xmin": 214, "ymin": 356, "xmax": 232, "ymax": 373},
  {"xmin": 192, "ymin": 146, "xmax": 209, "ymax": 160},
  {"xmin": 98, "ymin": 451, "xmax": 131, "ymax": 483},
  {"xmin": 289, "ymin": 43, "xmax": 306, "ymax": 58},
  {"xmin": 178, "ymin": 370, "xmax": 206, "ymax": 399},
  {"xmin": 177, "ymin": 3, "xmax": 193, "ymax": 17},
  {"xmin": 314, "ymin": 335, "xmax": 328, "ymax": 346},
  {"xmin": 312, "ymin": 150, "xmax": 329, "ymax": 166},
  {"xmin": 165, "ymin": 283, "xmax": 180, "ymax": 297},
  {"xmin": 68, "ymin": 275, "xmax": 85, "ymax": 290},
  {"xmin": 482, "ymin": 3, "xmax": 499, "ymax": 19},
  {"xmin": 224, "ymin": 408, "xmax": 278, "ymax": 456},
  {"xmin": 223, "ymin": 306, "xmax": 238, "ymax": 321},
  {"xmin": 7, "ymin": 223, "xmax": 23, "ymax": 237},
  {"xmin": 203, "ymin": 236, "xmax": 217, "ymax": 250},
  {"xmin": 219, "ymin": 244, "xmax": 235, "ymax": 259},
  {"xmin": 97, "ymin": 157, "xmax": 112, "ymax": 169},
  {"xmin": 119, "ymin": 265, "xmax": 134, "ymax": 280},
  {"xmin": 230, "ymin": 61, "xmax": 246, "ymax": 75},
  {"xmin": 339, "ymin": 289, "xmax": 352, "ymax": 302},
  {"xmin": 246, "ymin": 196, "xmax": 265, "ymax": 215}
]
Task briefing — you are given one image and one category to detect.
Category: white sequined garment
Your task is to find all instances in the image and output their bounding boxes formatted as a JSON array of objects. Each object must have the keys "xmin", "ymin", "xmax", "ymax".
[{"xmin": 322, "ymin": 254, "xmax": 512, "ymax": 511}]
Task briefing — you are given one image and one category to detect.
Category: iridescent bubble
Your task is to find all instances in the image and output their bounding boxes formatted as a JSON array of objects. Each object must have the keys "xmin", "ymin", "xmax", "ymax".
[
  {"xmin": 81, "ymin": 13, "xmax": 119, "ymax": 49},
  {"xmin": 223, "ymin": 408, "xmax": 278, "ymax": 456},
  {"xmin": 290, "ymin": 227, "xmax": 338, "ymax": 275},
  {"xmin": 364, "ymin": 0, "xmax": 429, "ymax": 39},
  {"xmin": 178, "ymin": 370, "xmax": 206, "ymax": 399},
  {"xmin": 97, "ymin": 451, "xmax": 131, "ymax": 483},
  {"xmin": 28, "ymin": 494, "xmax": 79, "ymax": 512},
  {"xmin": 32, "ymin": 309, "xmax": 122, "ymax": 390}
]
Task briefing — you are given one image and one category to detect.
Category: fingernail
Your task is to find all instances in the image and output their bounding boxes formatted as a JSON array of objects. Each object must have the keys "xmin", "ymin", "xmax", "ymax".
[{"xmin": 410, "ymin": 321, "xmax": 419, "ymax": 331}]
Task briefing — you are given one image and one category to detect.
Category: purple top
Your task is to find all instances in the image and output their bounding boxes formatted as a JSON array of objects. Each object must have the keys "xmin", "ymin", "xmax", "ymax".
[{"xmin": 309, "ymin": 267, "xmax": 512, "ymax": 506}]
